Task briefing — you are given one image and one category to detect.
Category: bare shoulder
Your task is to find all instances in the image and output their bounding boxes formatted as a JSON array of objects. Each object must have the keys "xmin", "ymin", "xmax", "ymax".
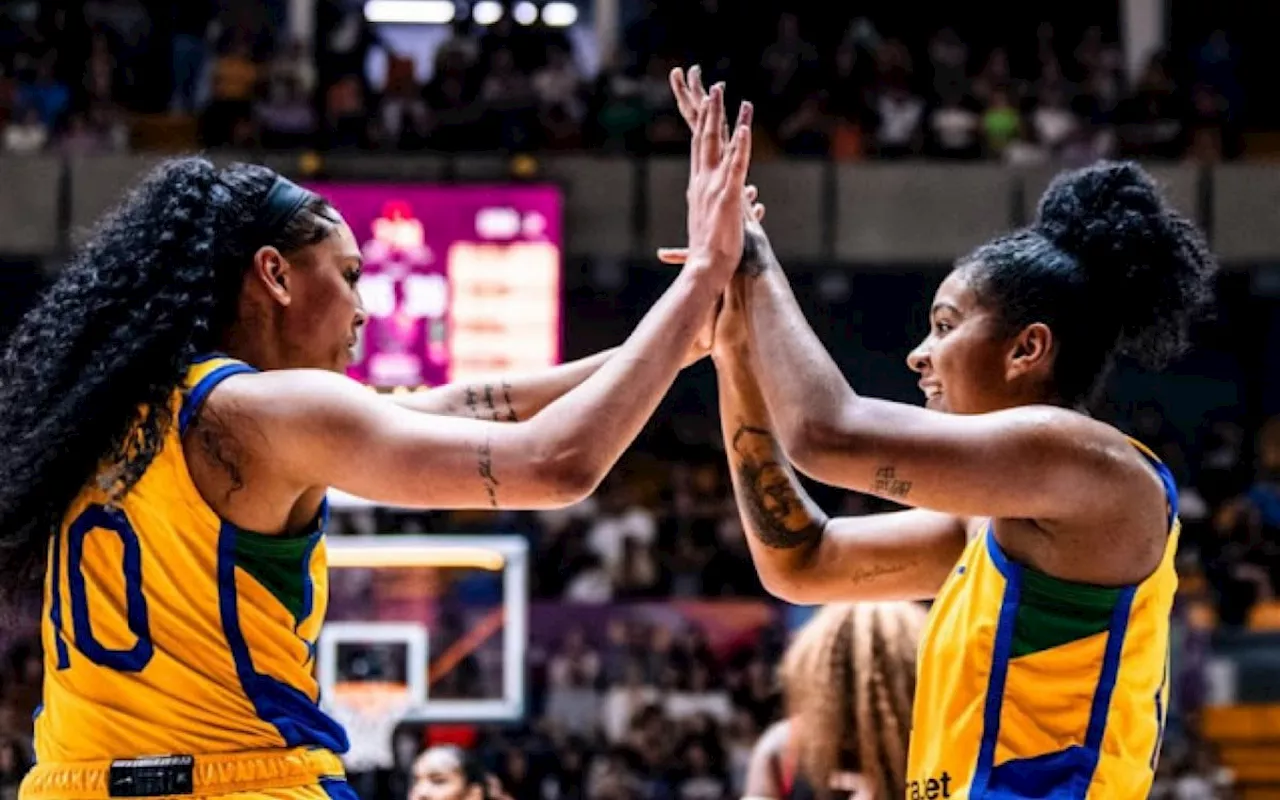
[
  {"xmin": 996, "ymin": 405, "xmax": 1162, "ymax": 502},
  {"xmin": 994, "ymin": 406, "xmax": 1171, "ymax": 583}
]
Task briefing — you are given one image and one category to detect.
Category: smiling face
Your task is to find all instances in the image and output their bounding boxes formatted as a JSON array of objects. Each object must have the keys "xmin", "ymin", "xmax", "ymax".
[{"xmin": 906, "ymin": 265, "xmax": 1053, "ymax": 414}]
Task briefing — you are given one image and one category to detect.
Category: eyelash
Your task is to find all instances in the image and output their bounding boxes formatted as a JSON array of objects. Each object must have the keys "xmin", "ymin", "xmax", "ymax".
[{"xmin": 934, "ymin": 321, "xmax": 954, "ymax": 334}]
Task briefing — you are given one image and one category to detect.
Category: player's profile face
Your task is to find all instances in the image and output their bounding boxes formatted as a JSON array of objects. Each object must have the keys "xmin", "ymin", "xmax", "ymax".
[
  {"xmin": 283, "ymin": 215, "xmax": 367, "ymax": 373},
  {"xmin": 906, "ymin": 265, "xmax": 1010, "ymax": 415},
  {"xmin": 409, "ymin": 749, "xmax": 481, "ymax": 800}
]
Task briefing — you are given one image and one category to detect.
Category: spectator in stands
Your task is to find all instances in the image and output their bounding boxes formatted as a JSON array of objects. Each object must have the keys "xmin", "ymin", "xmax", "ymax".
[
  {"xmin": 169, "ymin": 1, "xmax": 215, "ymax": 113},
  {"xmin": 478, "ymin": 47, "xmax": 538, "ymax": 151},
  {"xmin": 322, "ymin": 74, "xmax": 372, "ymax": 149},
  {"xmin": 202, "ymin": 28, "xmax": 259, "ymax": 146},
  {"xmin": 1117, "ymin": 52, "xmax": 1185, "ymax": 159},
  {"xmin": 981, "ymin": 87, "xmax": 1023, "ymax": 159},
  {"xmin": 1029, "ymin": 83, "xmax": 1081, "ymax": 158},
  {"xmin": 868, "ymin": 70, "xmax": 924, "ymax": 158},
  {"xmin": 533, "ymin": 44, "xmax": 586, "ymax": 149},
  {"xmin": 83, "ymin": 31, "xmax": 118, "ymax": 111},
  {"xmin": 377, "ymin": 56, "xmax": 428, "ymax": 149},
  {"xmin": 256, "ymin": 75, "xmax": 317, "ymax": 149},
  {"xmin": 926, "ymin": 86, "xmax": 981, "ymax": 159},
  {"xmin": 19, "ymin": 55, "xmax": 68, "ymax": 131},
  {"xmin": 1209, "ymin": 416, "xmax": 1280, "ymax": 625}
]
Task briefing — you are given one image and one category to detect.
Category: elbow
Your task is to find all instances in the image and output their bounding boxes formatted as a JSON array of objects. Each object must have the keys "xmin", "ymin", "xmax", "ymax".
[
  {"xmin": 753, "ymin": 543, "xmax": 826, "ymax": 606},
  {"xmin": 758, "ymin": 570, "xmax": 822, "ymax": 606},
  {"xmin": 778, "ymin": 413, "xmax": 853, "ymax": 478},
  {"xmin": 535, "ymin": 447, "xmax": 606, "ymax": 507}
]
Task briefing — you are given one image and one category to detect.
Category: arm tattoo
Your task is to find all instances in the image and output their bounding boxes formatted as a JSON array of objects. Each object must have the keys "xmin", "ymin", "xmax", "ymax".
[
  {"xmin": 846, "ymin": 561, "xmax": 909, "ymax": 585},
  {"xmin": 477, "ymin": 436, "xmax": 499, "ymax": 507},
  {"xmin": 465, "ymin": 383, "xmax": 519, "ymax": 422},
  {"xmin": 872, "ymin": 466, "xmax": 912, "ymax": 499},
  {"xmin": 500, "ymin": 381, "xmax": 518, "ymax": 421},
  {"xmin": 193, "ymin": 408, "xmax": 246, "ymax": 500},
  {"xmin": 464, "ymin": 387, "xmax": 481, "ymax": 419},
  {"xmin": 731, "ymin": 424, "xmax": 826, "ymax": 550}
]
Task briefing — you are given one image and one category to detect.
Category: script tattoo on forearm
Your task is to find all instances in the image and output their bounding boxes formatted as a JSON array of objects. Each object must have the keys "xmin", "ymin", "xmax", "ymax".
[
  {"xmin": 464, "ymin": 382, "xmax": 519, "ymax": 422},
  {"xmin": 732, "ymin": 424, "xmax": 825, "ymax": 549},
  {"xmin": 477, "ymin": 436, "xmax": 499, "ymax": 507},
  {"xmin": 872, "ymin": 466, "xmax": 912, "ymax": 499}
]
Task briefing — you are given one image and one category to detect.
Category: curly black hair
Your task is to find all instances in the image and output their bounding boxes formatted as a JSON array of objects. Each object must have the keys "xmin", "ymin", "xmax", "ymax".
[
  {"xmin": 963, "ymin": 160, "xmax": 1218, "ymax": 409},
  {"xmin": 0, "ymin": 157, "xmax": 338, "ymax": 601}
]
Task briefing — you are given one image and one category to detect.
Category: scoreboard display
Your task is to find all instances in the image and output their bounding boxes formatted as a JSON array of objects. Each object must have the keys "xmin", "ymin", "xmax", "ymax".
[{"xmin": 305, "ymin": 183, "xmax": 563, "ymax": 389}]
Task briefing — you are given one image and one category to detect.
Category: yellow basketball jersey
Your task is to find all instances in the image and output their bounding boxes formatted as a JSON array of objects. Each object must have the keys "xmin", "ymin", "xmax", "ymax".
[
  {"xmin": 32, "ymin": 356, "xmax": 349, "ymax": 764},
  {"xmin": 906, "ymin": 440, "xmax": 1178, "ymax": 799}
]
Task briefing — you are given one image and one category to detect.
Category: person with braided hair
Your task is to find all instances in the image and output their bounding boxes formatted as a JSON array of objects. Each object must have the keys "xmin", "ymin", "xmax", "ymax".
[
  {"xmin": 5, "ymin": 81, "xmax": 758, "ymax": 800},
  {"xmin": 744, "ymin": 603, "xmax": 925, "ymax": 800},
  {"xmin": 662, "ymin": 67, "xmax": 1218, "ymax": 798}
]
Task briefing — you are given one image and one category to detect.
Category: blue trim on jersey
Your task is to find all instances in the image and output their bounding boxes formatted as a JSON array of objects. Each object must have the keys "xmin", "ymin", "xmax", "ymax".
[
  {"xmin": 49, "ymin": 528, "xmax": 70, "ymax": 670},
  {"xmin": 1132, "ymin": 446, "xmax": 1179, "ymax": 526},
  {"xmin": 295, "ymin": 500, "xmax": 328, "ymax": 634},
  {"xmin": 321, "ymin": 777, "xmax": 360, "ymax": 800},
  {"xmin": 1080, "ymin": 585, "xmax": 1137, "ymax": 782},
  {"xmin": 216, "ymin": 522, "xmax": 350, "ymax": 754},
  {"xmin": 971, "ymin": 535, "xmax": 1023, "ymax": 796},
  {"xmin": 1151, "ymin": 641, "xmax": 1171, "ymax": 769},
  {"xmin": 179, "ymin": 362, "xmax": 257, "ymax": 434},
  {"xmin": 986, "ymin": 746, "xmax": 1095, "ymax": 798}
]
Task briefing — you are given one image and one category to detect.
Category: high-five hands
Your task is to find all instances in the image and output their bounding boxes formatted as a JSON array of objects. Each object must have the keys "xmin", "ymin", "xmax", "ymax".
[
  {"xmin": 664, "ymin": 66, "xmax": 766, "ymax": 364},
  {"xmin": 673, "ymin": 70, "xmax": 754, "ymax": 366}
]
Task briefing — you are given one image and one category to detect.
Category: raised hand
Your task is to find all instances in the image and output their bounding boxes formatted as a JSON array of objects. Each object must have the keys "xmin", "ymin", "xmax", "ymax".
[{"xmin": 682, "ymin": 82, "xmax": 754, "ymax": 282}]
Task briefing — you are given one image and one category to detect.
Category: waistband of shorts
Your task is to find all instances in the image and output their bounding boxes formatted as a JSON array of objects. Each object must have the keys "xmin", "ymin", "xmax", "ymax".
[{"xmin": 20, "ymin": 747, "xmax": 346, "ymax": 799}]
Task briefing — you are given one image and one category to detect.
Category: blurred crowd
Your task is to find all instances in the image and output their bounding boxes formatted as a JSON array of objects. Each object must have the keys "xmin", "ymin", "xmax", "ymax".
[{"xmin": 0, "ymin": 1, "xmax": 1245, "ymax": 162}]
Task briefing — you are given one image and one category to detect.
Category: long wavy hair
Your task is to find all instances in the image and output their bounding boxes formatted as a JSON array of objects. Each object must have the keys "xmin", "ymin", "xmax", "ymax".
[
  {"xmin": 778, "ymin": 602, "xmax": 926, "ymax": 799},
  {"xmin": 0, "ymin": 157, "xmax": 338, "ymax": 601}
]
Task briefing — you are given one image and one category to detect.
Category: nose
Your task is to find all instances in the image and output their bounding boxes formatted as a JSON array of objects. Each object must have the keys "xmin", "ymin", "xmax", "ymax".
[
  {"xmin": 353, "ymin": 293, "xmax": 368, "ymax": 329},
  {"xmin": 906, "ymin": 337, "xmax": 930, "ymax": 374}
]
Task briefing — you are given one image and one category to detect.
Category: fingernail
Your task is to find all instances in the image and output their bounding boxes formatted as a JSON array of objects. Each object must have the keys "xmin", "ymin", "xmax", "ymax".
[{"xmin": 741, "ymin": 101, "xmax": 754, "ymax": 125}]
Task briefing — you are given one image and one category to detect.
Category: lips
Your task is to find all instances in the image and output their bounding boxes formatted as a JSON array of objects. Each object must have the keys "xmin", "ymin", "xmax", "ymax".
[{"xmin": 918, "ymin": 382, "xmax": 942, "ymax": 400}]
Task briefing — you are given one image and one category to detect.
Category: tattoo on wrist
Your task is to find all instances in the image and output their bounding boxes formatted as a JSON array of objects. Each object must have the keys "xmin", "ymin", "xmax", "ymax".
[
  {"xmin": 873, "ymin": 466, "xmax": 912, "ymax": 499},
  {"xmin": 732, "ymin": 424, "xmax": 825, "ymax": 549},
  {"xmin": 478, "ymin": 437, "xmax": 500, "ymax": 507}
]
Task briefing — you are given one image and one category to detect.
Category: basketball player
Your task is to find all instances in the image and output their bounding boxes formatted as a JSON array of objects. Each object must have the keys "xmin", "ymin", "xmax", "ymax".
[
  {"xmin": 665, "ymin": 68, "xmax": 1217, "ymax": 797},
  {"xmin": 408, "ymin": 746, "xmax": 495, "ymax": 800},
  {"xmin": 744, "ymin": 603, "xmax": 924, "ymax": 800},
  {"xmin": 3, "ymin": 86, "xmax": 753, "ymax": 799}
]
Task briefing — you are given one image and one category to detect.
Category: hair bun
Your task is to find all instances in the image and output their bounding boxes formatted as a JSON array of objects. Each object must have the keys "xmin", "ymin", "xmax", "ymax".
[
  {"xmin": 1035, "ymin": 161, "xmax": 1164, "ymax": 285},
  {"xmin": 1031, "ymin": 160, "xmax": 1214, "ymax": 369}
]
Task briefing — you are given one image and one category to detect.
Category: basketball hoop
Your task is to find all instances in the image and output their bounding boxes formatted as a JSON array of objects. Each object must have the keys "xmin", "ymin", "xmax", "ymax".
[{"xmin": 326, "ymin": 681, "xmax": 415, "ymax": 769}]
